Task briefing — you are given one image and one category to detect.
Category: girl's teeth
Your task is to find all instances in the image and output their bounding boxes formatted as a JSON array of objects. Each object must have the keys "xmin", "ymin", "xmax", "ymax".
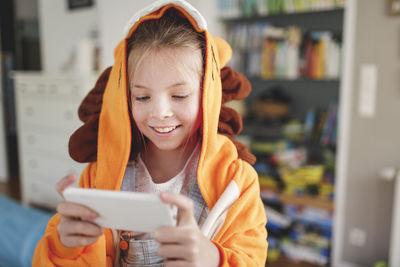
[{"xmin": 154, "ymin": 126, "xmax": 176, "ymax": 133}]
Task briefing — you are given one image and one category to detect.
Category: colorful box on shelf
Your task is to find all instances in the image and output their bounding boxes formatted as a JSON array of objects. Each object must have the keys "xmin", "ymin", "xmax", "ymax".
[{"xmin": 280, "ymin": 165, "xmax": 325, "ymax": 184}]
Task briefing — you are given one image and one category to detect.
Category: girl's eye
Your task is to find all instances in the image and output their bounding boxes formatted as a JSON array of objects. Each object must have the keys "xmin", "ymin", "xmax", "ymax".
[
  {"xmin": 135, "ymin": 96, "xmax": 150, "ymax": 101},
  {"xmin": 172, "ymin": 95, "xmax": 188, "ymax": 99}
]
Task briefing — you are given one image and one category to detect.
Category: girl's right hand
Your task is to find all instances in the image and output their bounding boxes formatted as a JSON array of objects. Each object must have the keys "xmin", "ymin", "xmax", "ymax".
[{"xmin": 55, "ymin": 174, "xmax": 104, "ymax": 248}]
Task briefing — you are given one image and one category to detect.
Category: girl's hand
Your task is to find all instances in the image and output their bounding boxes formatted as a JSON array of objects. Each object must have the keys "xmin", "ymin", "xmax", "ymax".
[
  {"xmin": 55, "ymin": 174, "xmax": 104, "ymax": 248},
  {"xmin": 154, "ymin": 192, "xmax": 220, "ymax": 267}
]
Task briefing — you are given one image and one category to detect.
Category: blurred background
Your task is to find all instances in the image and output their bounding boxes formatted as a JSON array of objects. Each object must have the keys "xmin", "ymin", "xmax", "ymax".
[{"xmin": 0, "ymin": 0, "xmax": 400, "ymax": 266}]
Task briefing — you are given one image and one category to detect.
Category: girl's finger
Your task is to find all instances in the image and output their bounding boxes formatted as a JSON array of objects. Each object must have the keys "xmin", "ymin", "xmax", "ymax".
[
  {"xmin": 59, "ymin": 219, "xmax": 103, "ymax": 237},
  {"xmin": 61, "ymin": 235, "xmax": 99, "ymax": 248},
  {"xmin": 153, "ymin": 226, "xmax": 194, "ymax": 244},
  {"xmin": 56, "ymin": 174, "xmax": 77, "ymax": 198},
  {"xmin": 57, "ymin": 202, "xmax": 98, "ymax": 220},
  {"xmin": 158, "ymin": 244, "xmax": 194, "ymax": 261},
  {"xmin": 163, "ymin": 259, "xmax": 188, "ymax": 267},
  {"xmin": 159, "ymin": 192, "xmax": 195, "ymax": 225}
]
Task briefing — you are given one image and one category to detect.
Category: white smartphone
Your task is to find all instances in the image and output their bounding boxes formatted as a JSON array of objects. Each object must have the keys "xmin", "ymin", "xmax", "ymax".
[{"xmin": 63, "ymin": 187, "xmax": 175, "ymax": 232}]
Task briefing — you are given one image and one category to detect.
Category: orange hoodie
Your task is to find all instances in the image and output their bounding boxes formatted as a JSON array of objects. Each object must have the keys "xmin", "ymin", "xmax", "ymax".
[{"xmin": 33, "ymin": 1, "xmax": 267, "ymax": 266}]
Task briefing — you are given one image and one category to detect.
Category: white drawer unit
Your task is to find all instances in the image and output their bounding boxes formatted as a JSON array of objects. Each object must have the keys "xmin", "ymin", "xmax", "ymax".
[
  {"xmin": 20, "ymin": 152, "xmax": 86, "ymax": 181},
  {"xmin": 14, "ymin": 72, "xmax": 98, "ymax": 209},
  {"xmin": 17, "ymin": 97, "xmax": 81, "ymax": 131},
  {"xmin": 25, "ymin": 179, "xmax": 64, "ymax": 209},
  {"xmin": 19, "ymin": 130, "xmax": 72, "ymax": 155}
]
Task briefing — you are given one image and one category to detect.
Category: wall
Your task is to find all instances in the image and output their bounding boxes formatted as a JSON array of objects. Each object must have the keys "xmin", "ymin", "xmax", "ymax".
[
  {"xmin": 38, "ymin": 0, "xmax": 97, "ymax": 72},
  {"xmin": 336, "ymin": 0, "xmax": 400, "ymax": 265},
  {"xmin": 97, "ymin": 0, "xmax": 222, "ymax": 69},
  {"xmin": 38, "ymin": 0, "xmax": 221, "ymax": 72},
  {"xmin": 96, "ymin": 0, "xmax": 153, "ymax": 69}
]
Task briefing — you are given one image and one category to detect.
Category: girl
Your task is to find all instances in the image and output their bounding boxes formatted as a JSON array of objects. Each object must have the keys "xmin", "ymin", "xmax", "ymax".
[{"xmin": 33, "ymin": 1, "xmax": 267, "ymax": 266}]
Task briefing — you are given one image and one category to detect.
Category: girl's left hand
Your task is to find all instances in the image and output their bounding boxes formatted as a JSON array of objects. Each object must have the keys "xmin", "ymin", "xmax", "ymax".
[{"xmin": 154, "ymin": 192, "xmax": 220, "ymax": 267}]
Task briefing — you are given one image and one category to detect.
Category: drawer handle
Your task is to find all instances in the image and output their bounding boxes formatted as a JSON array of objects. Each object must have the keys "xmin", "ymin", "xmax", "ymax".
[
  {"xmin": 64, "ymin": 111, "xmax": 73, "ymax": 120},
  {"xmin": 71, "ymin": 85, "xmax": 79, "ymax": 95},
  {"xmin": 25, "ymin": 107, "xmax": 34, "ymax": 116},
  {"xmin": 30, "ymin": 183, "xmax": 39, "ymax": 193},
  {"xmin": 28, "ymin": 159, "xmax": 38, "ymax": 169},
  {"xmin": 49, "ymin": 85, "xmax": 58, "ymax": 94},
  {"xmin": 20, "ymin": 84, "xmax": 27, "ymax": 94},
  {"xmin": 27, "ymin": 135, "xmax": 36, "ymax": 145},
  {"xmin": 37, "ymin": 84, "xmax": 46, "ymax": 94}
]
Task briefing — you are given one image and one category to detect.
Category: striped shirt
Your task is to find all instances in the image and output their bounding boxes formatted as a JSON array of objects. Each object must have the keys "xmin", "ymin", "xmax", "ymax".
[{"xmin": 118, "ymin": 143, "xmax": 209, "ymax": 266}]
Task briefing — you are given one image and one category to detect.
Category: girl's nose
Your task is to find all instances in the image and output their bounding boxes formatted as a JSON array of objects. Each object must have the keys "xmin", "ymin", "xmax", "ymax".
[{"xmin": 151, "ymin": 98, "xmax": 173, "ymax": 119}]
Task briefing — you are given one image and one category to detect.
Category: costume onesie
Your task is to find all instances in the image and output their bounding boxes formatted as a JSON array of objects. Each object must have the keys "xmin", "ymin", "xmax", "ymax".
[{"xmin": 33, "ymin": 1, "xmax": 268, "ymax": 266}]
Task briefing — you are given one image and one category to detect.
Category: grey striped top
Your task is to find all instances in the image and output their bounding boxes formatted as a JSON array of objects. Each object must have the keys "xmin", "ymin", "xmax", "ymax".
[{"xmin": 118, "ymin": 144, "xmax": 209, "ymax": 266}]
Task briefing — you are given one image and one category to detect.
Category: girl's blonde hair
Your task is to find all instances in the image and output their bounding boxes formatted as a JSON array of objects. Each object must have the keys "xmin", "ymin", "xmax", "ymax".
[{"xmin": 126, "ymin": 9, "xmax": 205, "ymax": 159}]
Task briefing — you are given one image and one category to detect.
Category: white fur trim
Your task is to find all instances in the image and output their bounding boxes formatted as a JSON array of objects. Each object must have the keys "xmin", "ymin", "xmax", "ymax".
[
  {"xmin": 123, "ymin": 0, "xmax": 207, "ymax": 36},
  {"xmin": 200, "ymin": 180, "xmax": 240, "ymax": 239}
]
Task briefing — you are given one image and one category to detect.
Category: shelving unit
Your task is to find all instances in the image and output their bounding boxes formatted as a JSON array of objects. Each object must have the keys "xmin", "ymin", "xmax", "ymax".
[
  {"xmin": 246, "ymin": 78, "xmax": 339, "ymax": 119},
  {"xmin": 261, "ymin": 188, "xmax": 334, "ymax": 211},
  {"xmin": 220, "ymin": 8, "xmax": 344, "ymax": 31},
  {"xmin": 279, "ymin": 193, "xmax": 334, "ymax": 211},
  {"xmin": 218, "ymin": 0, "xmax": 345, "ymax": 266}
]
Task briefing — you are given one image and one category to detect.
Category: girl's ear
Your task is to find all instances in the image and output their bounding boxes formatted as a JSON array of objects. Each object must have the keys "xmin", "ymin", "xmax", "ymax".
[{"xmin": 212, "ymin": 36, "xmax": 232, "ymax": 68}]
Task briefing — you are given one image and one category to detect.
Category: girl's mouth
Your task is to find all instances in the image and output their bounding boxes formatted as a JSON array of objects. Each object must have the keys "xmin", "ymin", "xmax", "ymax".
[{"xmin": 152, "ymin": 125, "xmax": 180, "ymax": 134}]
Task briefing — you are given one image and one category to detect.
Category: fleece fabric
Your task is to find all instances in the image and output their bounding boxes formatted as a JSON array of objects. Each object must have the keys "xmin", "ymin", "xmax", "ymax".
[{"xmin": 33, "ymin": 1, "xmax": 267, "ymax": 266}]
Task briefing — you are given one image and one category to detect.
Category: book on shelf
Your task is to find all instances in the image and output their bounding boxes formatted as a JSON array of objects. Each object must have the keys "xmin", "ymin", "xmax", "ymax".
[
  {"xmin": 302, "ymin": 31, "xmax": 341, "ymax": 80},
  {"xmin": 320, "ymin": 100, "xmax": 338, "ymax": 146},
  {"xmin": 302, "ymin": 101, "xmax": 338, "ymax": 146},
  {"xmin": 225, "ymin": 23, "xmax": 341, "ymax": 80},
  {"xmin": 304, "ymin": 109, "xmax": 316, "ymax": 142},
  {"xmin": 218, "ymin": 0, "xmax": 346, "ymax": 18}
]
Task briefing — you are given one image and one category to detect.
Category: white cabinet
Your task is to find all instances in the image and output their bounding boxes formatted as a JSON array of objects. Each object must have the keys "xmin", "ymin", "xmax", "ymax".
[
  {"xmin": 14, "ymin": 72, "xmax": 97, "ymax": 209},
  {"xmin": 0, "ymin": 46, "xmax": 8, "ymax": 182}
]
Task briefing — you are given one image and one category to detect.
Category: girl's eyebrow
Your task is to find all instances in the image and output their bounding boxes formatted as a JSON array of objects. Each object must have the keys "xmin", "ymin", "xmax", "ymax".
[
  {"xmin": 132, "ymin": 84, "xmax": 150, "ymax": 89},
  {"xmin": 132, "ymin": 82, "xmax": 187, "ymax": 89},
  {"xmin": 168, "ymin": 82, "xmax": 187, "ymax": 88}
]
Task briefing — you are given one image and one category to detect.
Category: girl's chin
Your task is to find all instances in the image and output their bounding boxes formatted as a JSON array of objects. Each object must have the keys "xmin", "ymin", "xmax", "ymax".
[
  {"xmin": 147, "ymin": 140, "xmax": 181, "ymax": 151},
  {"xmin": 147, "ymin": 139, "xmax": 195, "ymax": 153}
]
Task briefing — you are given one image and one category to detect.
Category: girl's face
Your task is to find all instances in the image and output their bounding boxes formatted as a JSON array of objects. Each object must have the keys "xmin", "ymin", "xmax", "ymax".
[{"xmin": 130, "ymin": 48, "xmax": 202, "ymax": 153}]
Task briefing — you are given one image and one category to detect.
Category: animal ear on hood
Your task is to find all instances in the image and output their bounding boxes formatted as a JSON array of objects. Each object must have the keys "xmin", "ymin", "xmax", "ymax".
[
  {"xmin": 212, "ymin": 36, "xmax": 232, "ymax": 68},
  {"xmin": 68, "ymin": 67, "xmax": 111, "ymax": 163}
]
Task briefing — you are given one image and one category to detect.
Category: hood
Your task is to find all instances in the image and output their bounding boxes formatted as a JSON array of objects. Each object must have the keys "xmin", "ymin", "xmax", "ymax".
[{"xmin": 96, "ymin": 0, "xmax": 239, "ymax": 209}]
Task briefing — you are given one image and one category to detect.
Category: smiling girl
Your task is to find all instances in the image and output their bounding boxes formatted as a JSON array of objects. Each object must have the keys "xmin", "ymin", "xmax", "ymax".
[{"xmin": 33, "ymin": 1, "xmax": 267, "ymax": 266}]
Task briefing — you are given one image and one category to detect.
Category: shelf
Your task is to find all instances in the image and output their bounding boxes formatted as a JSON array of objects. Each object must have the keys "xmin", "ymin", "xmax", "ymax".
[
  {"xmin": 220, "ymin": 5, "xmax": 341, "ymax": 265},
  {"xmin": 221, "ymin": 8, "xmax": 344, "ymax": 20},
  {"xmin": 220, "ymin": 8, "xmax": 344, "ymax": 32},
  {"xmin": 245, "ymin": 77, "xmax": 340, "ymax": 119},
  {"xmin": 261, "ymin": 188, "xmax": 334, "ymax": 212},
  {"xmin": 267, "ymin": 254, "xmax": 321, "ymax": 267},
  {"xmin": 247, "ymin": 76, "xmax": 340, "ymax": 84},
  {"xmin": 279, "ymin": 193, "xmax": 334, "ymax": 212}
]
